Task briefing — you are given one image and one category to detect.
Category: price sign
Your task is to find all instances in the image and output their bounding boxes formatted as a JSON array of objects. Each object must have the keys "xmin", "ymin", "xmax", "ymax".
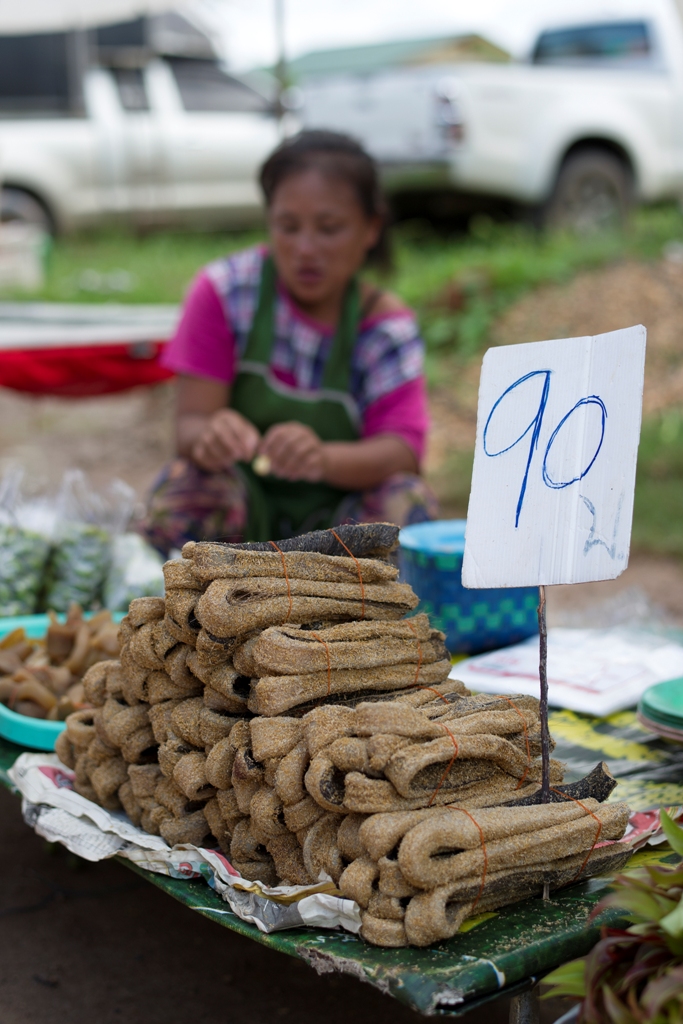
[{"xmin": 462, "ymin": 325, "xmax": 646, "ymax": 589}]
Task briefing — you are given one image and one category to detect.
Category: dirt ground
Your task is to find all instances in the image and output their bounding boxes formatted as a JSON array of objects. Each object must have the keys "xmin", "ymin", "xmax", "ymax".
[
  {"xmin": 491, "ymin": 257, "xmax": 683, "ymax": 417},
  {"xmin": 426, "ymin": 253, "xmax": 683, "ymax": 471},
  {"xmin": 1, "ymin": 256, "xmax": 682, "ymax": 1022}
]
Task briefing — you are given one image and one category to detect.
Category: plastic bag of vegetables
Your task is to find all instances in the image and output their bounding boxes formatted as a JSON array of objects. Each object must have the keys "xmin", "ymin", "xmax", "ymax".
[
  {"xmin": 44, "ymin": 471, "xmax": 135, "ymax": 613},
  {"xmin": 0, "ymin": 466, "xmax": 53, "ymax": 616},
  {"xmin": 103, "ymin": 532, "xmax": 164, "ymax": 611}
]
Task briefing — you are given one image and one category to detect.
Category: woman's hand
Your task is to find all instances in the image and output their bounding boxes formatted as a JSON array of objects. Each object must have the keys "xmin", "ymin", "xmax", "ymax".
[
  {"xmin": 259, "ymin": 422, "xmax": 326, "ymax": 482},
  {"xmin": 191, "ymin": 408, "xmax": 260, "ymax": 472}
]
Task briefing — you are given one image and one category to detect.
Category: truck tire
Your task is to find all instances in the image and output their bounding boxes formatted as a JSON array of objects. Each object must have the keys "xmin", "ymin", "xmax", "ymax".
[
  {"xmin": 543, "ymin": 148, "xmax": 633, "ymax": 233},
  {"xmin": 1, "ymin": 187, "xmax": 53, "ymax": 233}
]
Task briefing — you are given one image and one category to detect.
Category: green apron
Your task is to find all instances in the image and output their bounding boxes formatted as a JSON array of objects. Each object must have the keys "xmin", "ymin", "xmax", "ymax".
[{"xmin": 230, "ymin": 256, "xmax": 360, "ymax": 541}]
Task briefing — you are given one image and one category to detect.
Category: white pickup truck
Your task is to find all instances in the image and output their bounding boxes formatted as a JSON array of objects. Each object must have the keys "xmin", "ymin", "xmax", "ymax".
[
  {"xmin": 299, "ymin": 0, "xmax": 683, "ymax": 229},
  {"xmin": 0, "ymin": 17, "xmax": 282, "ymax": 233}
]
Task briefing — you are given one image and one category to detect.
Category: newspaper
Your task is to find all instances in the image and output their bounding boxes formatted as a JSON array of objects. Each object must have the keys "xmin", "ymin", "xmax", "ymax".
[
  {"xmin": 451, "ymin": 628, "xmax": 683, "ymax": 716},
  {"xmin": 8, "ymin": 753, "xmax": 361, "ymax": 936},
  {"xmin": 8, "ymin": 753, "xmax": 680, "ymax": 937}
]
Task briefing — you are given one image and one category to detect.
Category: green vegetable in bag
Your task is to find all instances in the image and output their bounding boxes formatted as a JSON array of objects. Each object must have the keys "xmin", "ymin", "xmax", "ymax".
[
  {"xmin": 0, "ymin": 523, "xmax": 51, "ymax": 615},
  {"xmin": 44, "ymin": 523, "xmax": 111, "ymax": 613},
  {"xmin": 41, "ymin": 470, "xmax": 135, "ymax": 613}
]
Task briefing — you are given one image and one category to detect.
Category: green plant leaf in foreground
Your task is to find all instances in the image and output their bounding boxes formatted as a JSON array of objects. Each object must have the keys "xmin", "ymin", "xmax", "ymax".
[
  {"xmin": 542, "ymin": 959, "xmax": 587, "ymax": 999},
  {"xmin": 645, "ymin": 865, "xmax": 683, "ymax": 891},
  {"xmin": 660, "ymin": 898, "xmax": 683, "ymax": 941},
  {"xmin": 660, "ymin": 810, "xmax": 683, "ymax": 858},
  {"xmin": 543, "ymin": 809, "xmax": 683, "ymax": 1022},
  {"xmin": 596, "ymin": 874, "xmax": 680, "ymax": 926}
]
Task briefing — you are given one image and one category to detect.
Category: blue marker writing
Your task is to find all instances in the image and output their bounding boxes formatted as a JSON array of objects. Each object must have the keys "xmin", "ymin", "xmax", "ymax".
[
  {"xmin": 483, "ymin": 370, "xmax": 551, "ymax": 528},
  {"xmin": 484, "ymin": 375, "xmax": 607, "ymax": 528},
  {"xmin": 542, "ymin": 397, "xmax": 607, "ymax": 489}
]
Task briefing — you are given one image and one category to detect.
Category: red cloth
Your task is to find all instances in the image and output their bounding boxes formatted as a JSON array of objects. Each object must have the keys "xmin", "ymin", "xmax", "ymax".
[{"xmin": 0, "ymin": 342, "xmax": 174, "ymax": 397}]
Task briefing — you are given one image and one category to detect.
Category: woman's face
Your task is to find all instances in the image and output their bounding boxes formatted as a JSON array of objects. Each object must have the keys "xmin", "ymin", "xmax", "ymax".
[{"xmin": 268, "ymin": 167, "xmax": 381, "ymax": 310}]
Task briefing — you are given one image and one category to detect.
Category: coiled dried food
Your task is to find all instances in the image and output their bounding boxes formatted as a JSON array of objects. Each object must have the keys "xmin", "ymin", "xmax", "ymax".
[
  {"xmin": 159, "ymin": 808, "xmax": 210, "ymax": 847},
  {"xmin": 187, "ymin": 546, "xmax": 398, "ymax": 585},
  {"xmin": 265, "ymin": 832, "xmax": 312, "ymax": 886},
  {"xmin": 183, "ymin": 522, "xmax": 399, "ymax": 561},
  {"xmin": 250, "ymin": 660, "xmax": 451, "ymax": 718},
  {"xmin": 128, "ymin": 597, "xmax": 166, "ymax": 629},
  {"xmin": 251, "ymin": 615, "xmax": 443, "ymax": 676},
  {"xmin": 196, "ymin": 578, "xmax": 417, "ymax": 642},
  {"xmin": 118, "ymin": 780, "xmax": 142, "ymax": 826},
  {"xmin": 205, "ymin": 736, "xmax": 236, "ymax": 789},
  {"xmin": 164, "ymin": 588, "xmax": 203, "ymax": 646}
]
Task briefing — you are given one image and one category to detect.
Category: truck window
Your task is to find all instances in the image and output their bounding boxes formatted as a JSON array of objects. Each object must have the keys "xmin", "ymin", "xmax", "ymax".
[
  {"xmin": 111, "ymin": 68, "xmax": 150, "ymax": 112},
  {"xmin": 96, "ymin": 18, "xmax": 146, "ymax": 49},
  {"xmin": 167, "ymin": 57, "xmax": 271, "ymax": 114},
  {"xmin": 0, "ymin": 33, "xmax": 72, "ymax": 114},
  {"xmin": 532, "ymin": 21, "xmax": 652, "ymax": 66}
]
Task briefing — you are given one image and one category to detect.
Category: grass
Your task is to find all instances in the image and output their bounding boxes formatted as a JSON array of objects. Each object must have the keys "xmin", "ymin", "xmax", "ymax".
[
  {"xmin": 3, "ymin": 204, "xmax": 683, "ymax": 556},
  {"xmin": 633, "ymin": 411, "xmax": 683, "ymax": 557},
  {"xmin": 391, "ymin": 204, "xmax": 683, "ymax": 367},
  {"xmin": 21, "ymin": 230, "xmax": 263, "ymax": 304},
  {"xmin": 7, "ymin": 201, "xmax": 683, "ymax": 318}
]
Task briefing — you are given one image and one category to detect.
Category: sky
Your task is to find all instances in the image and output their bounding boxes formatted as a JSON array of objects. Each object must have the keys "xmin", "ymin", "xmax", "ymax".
[{"xmin": 195, "ymin": 0, "xmax": 663, "ymax": 71}]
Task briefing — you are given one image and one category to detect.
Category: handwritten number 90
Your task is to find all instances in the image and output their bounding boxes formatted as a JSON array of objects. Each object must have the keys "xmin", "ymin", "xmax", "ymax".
[{"xmin": 483, "ymin": 370, "xmax": 607, "ymax": 528}]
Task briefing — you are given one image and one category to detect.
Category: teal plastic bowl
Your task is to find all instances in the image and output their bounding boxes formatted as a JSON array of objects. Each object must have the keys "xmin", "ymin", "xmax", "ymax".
[
  {"xmin": 0, "ymin": 613, "xmax": 124, "ymax": 751},
  {"xmin": 399, "ymin": 520, "xmax": 539, "ymax": 655},
  {"xmin": 639, "ymin": 677, "xmax": 683, "ymax": 729}
]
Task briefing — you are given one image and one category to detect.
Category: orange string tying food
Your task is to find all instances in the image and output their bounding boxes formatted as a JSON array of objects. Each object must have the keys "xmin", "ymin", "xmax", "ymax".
[
  {"xmin": 444, "ymin": 806, "xmax": 488, "ymax": 912},
  {"xmin": 329, "ymin": 528, "xmax": 365, "ymax": 618},
  {"xmin": 549, "ymin": 787, "xmax": 604, "ymax": 881},
  {"xmin": 494, "ymin": 694, "xmax": 531, "ymax": 788},
  {"xmin": 268, "ymin": 540, "xmax": 292, "ymax": 622},
  {"xmin": 311, "ymin": 631, "xmax": 332, "ymax": 696},
  {"xmin": 427, "ymin": 724, "xmax": 459, "ymax": 806},
  {"xmin": 414, "ymin": 685, "xmax": 450, "ymax": 704},
  {"xmin": 405, "ymin": 619, "xmax": 424, "ymax": 687}
]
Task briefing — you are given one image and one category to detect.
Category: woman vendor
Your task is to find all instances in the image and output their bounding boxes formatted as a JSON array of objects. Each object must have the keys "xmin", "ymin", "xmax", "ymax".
[{"xmin": 140, "ymin": 130, "xmax": 438, "ymax": 555}]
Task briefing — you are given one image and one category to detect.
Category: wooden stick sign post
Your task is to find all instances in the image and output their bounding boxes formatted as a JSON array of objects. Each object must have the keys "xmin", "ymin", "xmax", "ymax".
[{"xmin": 462, "ymin": 326, "xmax": 647, "ymax": 800}]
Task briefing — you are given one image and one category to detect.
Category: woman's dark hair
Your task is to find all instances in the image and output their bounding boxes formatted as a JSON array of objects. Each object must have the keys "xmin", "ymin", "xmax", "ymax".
[{"xmin": 259, "ymin": 130, "xmax": 392, "ymax": 270}]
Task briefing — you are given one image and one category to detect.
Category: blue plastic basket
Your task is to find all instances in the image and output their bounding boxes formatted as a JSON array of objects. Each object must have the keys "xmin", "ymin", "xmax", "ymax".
[
  {"xmin": 0, "ymin": 613, "xmax": 124, "ymax": 751},
  {"xmin": 399, "ymin": 520, "xmax": 539, "ymax": 656}
]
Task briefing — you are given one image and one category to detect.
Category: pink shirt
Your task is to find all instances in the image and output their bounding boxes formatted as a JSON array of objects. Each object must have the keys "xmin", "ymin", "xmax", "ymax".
[{"xmin": 162, "ymin": 247, "xmax": 429, "ymax": 462}]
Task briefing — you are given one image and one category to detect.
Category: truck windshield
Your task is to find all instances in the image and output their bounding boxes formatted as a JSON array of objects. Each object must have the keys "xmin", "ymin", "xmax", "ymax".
[
  {"xmin": 167, "ymin": 58, "xmax": 271, "ymax": 114},
  {"xmin": 532, "ymin": 21, "xmax": 652, "ymax": 66}
]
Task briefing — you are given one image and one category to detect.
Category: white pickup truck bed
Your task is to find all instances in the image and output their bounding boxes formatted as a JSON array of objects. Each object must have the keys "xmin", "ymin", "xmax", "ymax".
[{"xmin": 299, "ymin": 0, "xmax": 683, "ymax": 228}]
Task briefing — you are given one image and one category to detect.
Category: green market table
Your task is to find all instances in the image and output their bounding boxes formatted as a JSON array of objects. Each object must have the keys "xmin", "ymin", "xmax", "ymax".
[{"xmin": 2, "ymin": 706, "xmax": 682, "ymax": 1018}]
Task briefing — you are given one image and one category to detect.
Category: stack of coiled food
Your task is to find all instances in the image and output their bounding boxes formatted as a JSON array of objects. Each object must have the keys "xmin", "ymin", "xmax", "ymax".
[
  {"xmin": 313, "ymin": 696, "xmax": 631, "ymax": 945},
  {"xmin": 58, "ymin": 523, "xmax": 632, "ymax": 945},
  {"xmin": 56, "ymin": 525, "xmax": 450, "ymax": 859},
  {"xmin": 341, "ymin": 790, "xmax": 631, "ymax": 946}
]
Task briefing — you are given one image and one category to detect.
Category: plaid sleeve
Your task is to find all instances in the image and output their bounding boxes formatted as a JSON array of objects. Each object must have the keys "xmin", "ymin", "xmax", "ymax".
[
  {"xmin": 351, "ymin": 312, "xmax": 425, "ymax": 410},
  {"xmin": 205, "ymin": 245, "xmax": 265, "ymax": 354}
]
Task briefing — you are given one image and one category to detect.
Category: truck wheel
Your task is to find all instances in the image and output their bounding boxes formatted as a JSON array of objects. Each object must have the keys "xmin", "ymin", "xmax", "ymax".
[
  {"xmin": 1, "ymin": 187, "xmax": 53, "ymax": 233},
  {"xmin": 544, "ymin": 149, "xmax": 633, "ymax": 233}
]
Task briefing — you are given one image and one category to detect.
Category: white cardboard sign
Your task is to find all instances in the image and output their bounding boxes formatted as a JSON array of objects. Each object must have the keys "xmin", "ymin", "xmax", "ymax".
[{"xmin": 462, "ymin": 326, "xmax": 646, "ymax": 588}]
